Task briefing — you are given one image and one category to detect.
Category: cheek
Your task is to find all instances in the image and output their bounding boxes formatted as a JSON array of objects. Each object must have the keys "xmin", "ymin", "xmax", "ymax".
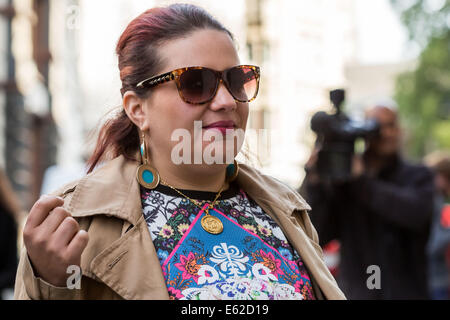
[
  {"xmin": 147, "ymin": 95, "xmax": 201, "ymax": 148},
  {"xmin": 155, "ymin": 91, "xmax": 200, "ymax": 125},
  {"xmin": 238, "ymin": 103, "xmax": 249, "ymax": 129}
]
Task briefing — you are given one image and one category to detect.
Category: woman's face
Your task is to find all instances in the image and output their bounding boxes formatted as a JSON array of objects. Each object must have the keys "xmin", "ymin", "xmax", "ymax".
[{"xmin": 139, "ymin": 29, "xmax": 249, "ymax": 167}]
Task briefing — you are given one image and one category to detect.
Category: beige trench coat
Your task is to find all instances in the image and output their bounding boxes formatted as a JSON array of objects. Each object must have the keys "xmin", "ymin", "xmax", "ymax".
[{"xmin": 14, "ymin": 155, "xmax": 346, "ymax": 300}]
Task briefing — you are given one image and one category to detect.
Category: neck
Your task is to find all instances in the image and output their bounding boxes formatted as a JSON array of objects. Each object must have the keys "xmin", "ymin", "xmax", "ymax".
[{"xmin": 151, "ymin": 156, "xmax": 229, "ymax": 192}]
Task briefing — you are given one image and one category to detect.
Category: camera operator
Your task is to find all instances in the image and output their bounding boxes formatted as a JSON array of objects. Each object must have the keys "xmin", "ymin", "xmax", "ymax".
[{"xmin": 302, "ymin": 103, "xmax": 434, "ymax": 299}]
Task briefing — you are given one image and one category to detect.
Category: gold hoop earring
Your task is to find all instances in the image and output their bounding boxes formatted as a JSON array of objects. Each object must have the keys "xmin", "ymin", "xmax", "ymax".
[
  {"xmin": 136, "ymin": 132, "xmax": 160, "ymax": 189},
  {"xmin": 226, "ymin": 160, "xmax": 239, "ymax": 182}
]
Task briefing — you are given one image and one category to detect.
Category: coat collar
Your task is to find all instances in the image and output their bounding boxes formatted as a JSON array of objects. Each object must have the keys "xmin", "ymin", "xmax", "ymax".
[
  {"xmin": 65, "ymin": 155, "xmax": 142, "ymax": 224},
  {"xmin": 66, "ymin": 155, "xmax": 310, "ymax": 224}
]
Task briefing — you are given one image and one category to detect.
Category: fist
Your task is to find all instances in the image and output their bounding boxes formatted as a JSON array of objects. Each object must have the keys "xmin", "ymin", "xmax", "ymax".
[
  {"xmin": 23, "ymin": 195, "xmax": 89, "ymax": 287},
  {"xmin": 351, "ymin": 155, "xmax": 365, "ymax": 178},
  {"xmin": 305, "ymin": 146, "xmax": 321, "ymax": 184}
]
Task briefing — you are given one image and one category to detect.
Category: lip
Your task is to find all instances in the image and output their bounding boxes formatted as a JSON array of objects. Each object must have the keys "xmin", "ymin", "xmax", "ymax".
[{"xmin": 202, "ymin": 120, "xmax": 237, "ymax": 129}]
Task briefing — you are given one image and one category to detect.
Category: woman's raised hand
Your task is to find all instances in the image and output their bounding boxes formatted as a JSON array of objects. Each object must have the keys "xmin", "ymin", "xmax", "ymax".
[{"xmin": 23, "ymin": 195, "xmax": 89, "ymax": 287}]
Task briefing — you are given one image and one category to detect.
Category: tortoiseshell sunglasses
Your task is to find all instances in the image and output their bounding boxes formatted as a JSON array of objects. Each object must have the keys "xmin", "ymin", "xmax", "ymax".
[{"xmin": 136, "ymin": 65, "xmax": 260, "ymax": 105}]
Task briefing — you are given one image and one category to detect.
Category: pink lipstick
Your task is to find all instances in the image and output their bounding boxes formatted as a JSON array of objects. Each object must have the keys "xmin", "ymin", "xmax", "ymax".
[{"xmin": 202, "ymin": 120, "xmax": 236, "ymax": 135}]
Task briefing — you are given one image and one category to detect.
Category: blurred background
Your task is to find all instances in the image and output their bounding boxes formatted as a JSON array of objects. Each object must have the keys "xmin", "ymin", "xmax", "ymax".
[{"xmin": 0, "ymin": 0, "xmax": 448, "ymax": 299}]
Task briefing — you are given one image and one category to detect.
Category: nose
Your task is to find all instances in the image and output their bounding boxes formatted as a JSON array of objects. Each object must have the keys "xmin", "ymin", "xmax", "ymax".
[
  {"xmin": 208, "ymin": 81, "xmax": 237, "ymax": 112},
  {"xmin": 380, "ymin": 123, "xmax": 397, "ymax": 139}
]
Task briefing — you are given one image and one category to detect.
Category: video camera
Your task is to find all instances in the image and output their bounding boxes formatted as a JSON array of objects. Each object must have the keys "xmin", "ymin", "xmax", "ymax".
[{"xmin": 310, "ymin": 89, "xmax": 379, "ymax": 182}]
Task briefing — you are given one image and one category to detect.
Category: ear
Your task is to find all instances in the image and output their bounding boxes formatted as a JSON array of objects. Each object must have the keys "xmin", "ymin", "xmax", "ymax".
[{"xmin": 122, "ymin": 91, "xmax": 149, "ymax": 131}]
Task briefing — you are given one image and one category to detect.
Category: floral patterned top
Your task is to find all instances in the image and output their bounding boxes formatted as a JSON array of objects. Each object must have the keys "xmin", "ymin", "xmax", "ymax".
[{"xmin": 140, "ymin": 181, "xmax": 316, "ymax": 300}]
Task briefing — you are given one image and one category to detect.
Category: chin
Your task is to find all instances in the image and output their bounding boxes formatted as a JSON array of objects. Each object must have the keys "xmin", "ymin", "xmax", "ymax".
[
  {"xmin": 379, "ymin": 149, "xmax": 398, "ymax": 157},
  {"xmin": 202, "ymin": 139, "xmax": 240, "ymax": 162}
]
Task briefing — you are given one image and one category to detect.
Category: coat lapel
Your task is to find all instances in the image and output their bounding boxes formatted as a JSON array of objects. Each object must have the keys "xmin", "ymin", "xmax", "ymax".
[
  {"xmin": 89, "ymin": 215, "xmax": 170, "ymax": 299},
  {"xmin": 66, "ymin": 156, "xmax": 170, "ymax": 299}
]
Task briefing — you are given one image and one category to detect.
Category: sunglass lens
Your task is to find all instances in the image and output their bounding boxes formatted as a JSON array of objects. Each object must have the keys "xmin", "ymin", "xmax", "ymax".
[
  {"xmin": 179, "ymin": 68, "xmax": 217, "ymax": 104},
  {"xmin": 226, "ymin": 67, "xmax": 258, "ymax": 102}
]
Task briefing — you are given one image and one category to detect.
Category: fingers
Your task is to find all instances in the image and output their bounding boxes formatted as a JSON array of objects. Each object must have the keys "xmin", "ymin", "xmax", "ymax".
[
  {"xmin": 53, "ymin": 216, "xmax": 80, "ymax": 246},
  {"xmin": 351, "ymin": 155, "xmax": 364, "ymax": 178},
  {"xmin": 305, "ymin": 151, "xmax": 319, "ymax": 169},
  {"xmin": 26, "ymin": 195, "xmax": 64, "ymax": 229},
  {"xmin": 40, "ymin": 207, "xmax": 71, "ymax": 234},
  {"xmin": 67, "ymin": 230, "xmax": 89, "ymax": 260},
  {"xmin": 22, "ymin": 195, "xmax": 89, "ymax": 287}
]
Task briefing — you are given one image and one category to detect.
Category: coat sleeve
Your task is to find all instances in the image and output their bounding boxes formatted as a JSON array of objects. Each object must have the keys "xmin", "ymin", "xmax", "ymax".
[
  {"xmin": 290, "ymin": 208, "xmax": 346, "ymax": 300},
  {"xmin": 14, "ymin": 182, "xmax": 83, "ymax": 300},
  {"xmin": 14, "ymin": 247, "xmax": 82, "ymax": 300},
  {"xmin": 355, "ymin": 166, "xmax": 434, "ymax": 232}
]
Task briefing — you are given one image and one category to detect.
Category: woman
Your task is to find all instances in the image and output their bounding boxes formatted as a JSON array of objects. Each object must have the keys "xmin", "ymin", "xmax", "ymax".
[{"xmin": 15, "ymin": 3, "xmax": 344, "ymax": 300}]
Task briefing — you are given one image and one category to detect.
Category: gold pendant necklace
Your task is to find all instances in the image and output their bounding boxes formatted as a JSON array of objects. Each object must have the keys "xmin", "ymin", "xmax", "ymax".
[
  {"xmin": 160, "ymin": 179, "xmax": 225, "ymax": 235},
  {"xmin": 200, "ymin": 215, "xmax": 223, "ymax": 235}
]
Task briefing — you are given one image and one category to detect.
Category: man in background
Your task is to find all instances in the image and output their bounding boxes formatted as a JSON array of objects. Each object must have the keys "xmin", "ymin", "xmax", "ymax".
[{"xmin": 302, "ymin": 103, "xmax": 434, "ymax": 299}]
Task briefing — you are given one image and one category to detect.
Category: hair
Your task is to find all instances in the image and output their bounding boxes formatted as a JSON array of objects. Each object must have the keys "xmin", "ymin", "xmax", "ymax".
[
  {"xmin": 86, "ymin": 3, "xmax": 234, "ymax": 173},
  {"xmin": 372, "ymin": 97, "xmax": 398, "ymax": 112}
]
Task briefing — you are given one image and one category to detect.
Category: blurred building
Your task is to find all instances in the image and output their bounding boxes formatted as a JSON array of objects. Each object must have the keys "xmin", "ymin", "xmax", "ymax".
[
  {"xmin": 1, "ymin": 0, "xmax": 413, "ymax": 202},
  {"xmin": 345, "ymin": 60, "xmax": 417, "ymax": 114},
  {"xmin": 0, "ymin": 0, "xmax": 8, "ymax": 169},
  {"xmin": 246, "ymin": 0, "xmax": 359, "ymax": 186},
  {"xmin": 0, "ymin": 0, "xmax": 57, "ymax": 210}
]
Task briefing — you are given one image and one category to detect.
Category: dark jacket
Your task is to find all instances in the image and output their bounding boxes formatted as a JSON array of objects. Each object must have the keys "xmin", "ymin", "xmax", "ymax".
[
  {"xmin": 427, "ymin": 196, "xmax": 450, "ymax": 297},
  {"xmin": 0, "ymin": 203, "xmax": 18, "ymax": 297},
  {"xmin": 302, "ymin": 155, "xmax": 434, "ymax": 299}
]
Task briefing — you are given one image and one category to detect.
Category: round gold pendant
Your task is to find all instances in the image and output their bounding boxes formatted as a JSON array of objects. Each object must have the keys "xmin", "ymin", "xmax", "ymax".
[{"xmin": 201, "ymin": 215, "xmax": 223, "ymax": 235}]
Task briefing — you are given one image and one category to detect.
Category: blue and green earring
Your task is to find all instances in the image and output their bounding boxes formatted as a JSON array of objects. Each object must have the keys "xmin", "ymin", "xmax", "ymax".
[
  {"xmin": 136, "ymin": 132, "xmax": 160, "ymax": 189},
  {"xmin": 226, "ymin": 160, "xmax": 239, "ymax": 182}
]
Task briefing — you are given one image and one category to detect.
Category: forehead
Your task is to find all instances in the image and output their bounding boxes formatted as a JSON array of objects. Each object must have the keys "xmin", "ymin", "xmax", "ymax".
[
  {"xmin": 366, "ymin": 106, "xmax": 398, "ymax": 124},
  {"xmin": 157, "ymin": 29, "xmax": 240, "ymax": 72}
]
